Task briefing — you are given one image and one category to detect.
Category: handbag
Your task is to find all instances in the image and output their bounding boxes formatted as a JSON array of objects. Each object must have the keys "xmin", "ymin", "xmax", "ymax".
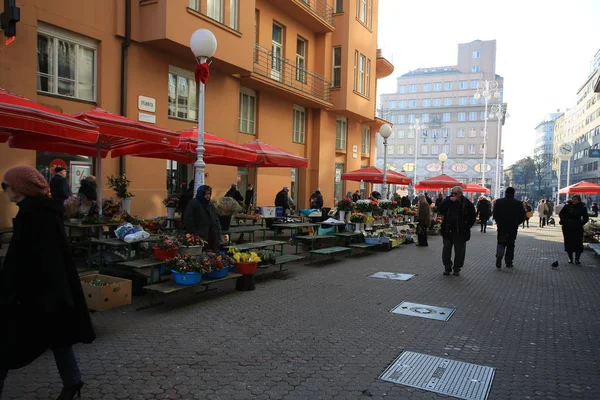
[{"xmin": 526, "ymin": 211, "xmax": 533, "ymax": 218}]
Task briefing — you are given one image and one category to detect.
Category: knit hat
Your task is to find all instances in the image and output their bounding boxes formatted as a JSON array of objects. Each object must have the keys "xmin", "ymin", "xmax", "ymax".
[{"xmin": 3, "ymin": 165, "xmax": 49, "ymax": 197}]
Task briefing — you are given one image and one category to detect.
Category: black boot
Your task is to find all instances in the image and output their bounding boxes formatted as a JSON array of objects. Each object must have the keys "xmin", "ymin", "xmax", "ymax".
[
  {"xmin": 496, "ymin": 256, "xmax": 502, "ymax": 268},
  {"xmin": 55, "ymin": 381, "xmax": 83, "ymax": 400}
]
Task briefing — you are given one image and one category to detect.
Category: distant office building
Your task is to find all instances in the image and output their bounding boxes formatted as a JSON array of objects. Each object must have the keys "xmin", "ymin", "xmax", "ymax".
[
  {"xmin": 591, "ymin": 48, "xmax": 600, "ymax": 73},
  {"xmin": 533, "ymin": 112, "xmax": 561, "ymax": 194}
]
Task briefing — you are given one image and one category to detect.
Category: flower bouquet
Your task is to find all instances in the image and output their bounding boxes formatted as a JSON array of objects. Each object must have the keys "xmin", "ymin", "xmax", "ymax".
[
  {"xmin": 336, "ymin": 197, "xmax": 355, "ymax": 212},
  {"xmin": 163, "ymin": 197, "xmax": 179, "ymax": 208},
  {"xmin": 177, "ymin": 233, "xmax": 206, "ymax": 256},
  {"xmin": 349, "ymin": 212, "xmax": 366, "ymax": 223},
  {"xmin": 200, "ymin": 252, "xmax": 234, "ymax": 279},
  {"xmin": 102, "ymin": 198, "xmax": 122, "ymax": 217},
  {"xmin": 257, "ymin": 249, "xmax": 277, "ymax": 266},
  {"xmin": 168, "ymin": 254, "xmax": 206, "ymax": 285},
  {"xmin": 153, "ymin": 235, "xmax": 181, "ymax": 260},
  {"xmin": 355, "ymin": 199, "xmax": 376, "ymax": 214},
  {"xmin": 228, "ymin": 246, "xmax": 262, "ymax": 274}
]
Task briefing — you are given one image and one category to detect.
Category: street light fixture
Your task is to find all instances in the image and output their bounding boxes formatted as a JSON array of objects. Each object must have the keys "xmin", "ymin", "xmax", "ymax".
[
  {"xmin": 438, "ymin": 152, "xmax": 448, "ymax": 174},
  {"xmin": 190, "ymin": 29, "xmax": 218, "ymax": 193},
  {"xmin": 379, "ymin": 123, "xmax": 393, "ymax": 199},
  {"xmin": 409, "ymin": 117, "xmax": 428, "ymax": 192},
  {"xmin": 489, "ymin": 103, "xmax": 509, "ymax": 198},
  {"xmin": 474, "ymin": 80, "xmax": 500, "ymax": 190}
]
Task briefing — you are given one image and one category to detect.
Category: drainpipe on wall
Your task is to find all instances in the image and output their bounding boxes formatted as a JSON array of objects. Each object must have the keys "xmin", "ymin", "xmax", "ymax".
[{"xmin": 119, "ymin": 0, "xmax": 132, "ymax": 175}]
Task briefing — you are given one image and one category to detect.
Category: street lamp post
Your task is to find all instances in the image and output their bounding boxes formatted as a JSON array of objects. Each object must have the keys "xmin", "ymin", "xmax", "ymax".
[
  {"xmin": 489, "ymin": 103, "xmax": 509, "ymax": 198},
  {"xmin": 474, "ymin": 80, "xmax": 500, "ymax": 190},
  {"xmin": 379, "ymin": 124, "xmax": 393, "ymax": 199},
  {"xmin": 438, "ymin": 152, "xmax": 448, "ymax": 175},
  {"xmin": 409, "ymin": 117, "xmax": 428, "ymax": 192},
  {"xmin": 190, "ymin": 29, "xmax": 218, "ymax": 194}
]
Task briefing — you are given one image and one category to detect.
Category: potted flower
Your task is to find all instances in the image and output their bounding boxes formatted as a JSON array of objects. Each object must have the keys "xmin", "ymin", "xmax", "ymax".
[
  {"xmin": 335, "ymin": 197, "xmax": 355, "ymax": 222},
  {"xmin": 201, "ymin": 252, "xmax": 235, "ymax": 279},
  {"xmin": 177, "ymin": 233, "xmax": 206, "ymax": 256},
  {"xmin": 152, "ymin": 235, "xmax": 181, "ymax": 260},
  {"xmin": 228, "ymin": 246, "xmax": 262, "ymax": 274},
  {"xmin": 163, "ymin": 196, "xmax": 179, "ymax": 219},
  {"xmin": 378, "ymin": 200, "xmax": 398, "ymax": 215},
  {"xmin": 102, "ymin": 198, "xmax": 122, "ymax": 218},
  {"xmin": 168, "ymin": 254, "xmax": 208, "ymax": 285},
  {"xmin": 257, "ymin": 249, "xmax": 277, "ymax": 266},
  {"xmin": 107, "ymin": 175, "xmax": 134, "ymax": 213},
  {"xmin": 355, "ymin": 199, "xmax": 376, "ymax": 215},
  {"xmin": 350, "ymin": 212, "xmax": 366, "ymax": 233},
  {"xmin": 214, "ymin": 196, "xmax": 243, "ymax": 231}
]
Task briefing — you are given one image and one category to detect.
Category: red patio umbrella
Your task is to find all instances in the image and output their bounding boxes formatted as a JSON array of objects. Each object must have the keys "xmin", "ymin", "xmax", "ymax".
[
  {"xmin": 0, "ymin": 87, "xmax": 98, "ymax": 142},
  {"xmin": 110, "ymin": 127, "xmax": 258, "ymax": 165},
  {"xmin": 242, "ymin": 140, "xmax": 308, "ymax": 168},
  {"xmin": 416, "ymin": 174, "xmax": 465, "ymax": 190},
  {"xmin": 341, "ymin": 166, "xmax": 412, "ymax": 185},
  {"xmin": 463, "ymin": 183, "xmax": 490, "ymax": 193},
  {"xmin": 559, "ymin": 181, "xmax": 600, "ymax": 194}
]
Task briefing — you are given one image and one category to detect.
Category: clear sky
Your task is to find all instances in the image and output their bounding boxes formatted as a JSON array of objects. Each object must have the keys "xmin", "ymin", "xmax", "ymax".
[{"xmin": 376, "ymin": 0, "xmax": 600, "ymax": 166}]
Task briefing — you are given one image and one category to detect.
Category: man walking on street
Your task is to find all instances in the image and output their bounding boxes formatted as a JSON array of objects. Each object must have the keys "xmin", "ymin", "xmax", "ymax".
[
  {"xmin": 493, "ymin": 187, "xmax": 526, "ymax": 268},
  {"xmin": 438, "ymin": 186, "xmax": 476, "ymax": 276}
]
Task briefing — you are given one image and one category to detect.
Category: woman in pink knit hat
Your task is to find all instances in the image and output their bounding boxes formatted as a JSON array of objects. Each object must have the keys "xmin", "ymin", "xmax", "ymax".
[{"xmin": 0, "ymin": 165, "xmax": 96, "ymax": 400}]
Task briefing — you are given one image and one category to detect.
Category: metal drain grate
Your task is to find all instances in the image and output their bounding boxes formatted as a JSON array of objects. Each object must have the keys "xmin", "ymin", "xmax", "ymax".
[
  {"xmin": 369, "ymin": 272, "xmax": 414, "ymax": 281},
  {"xmin": 380, "ymin": 351, "xmax": 495, "ymax": 400},
  {"xmin": 390, "ymin": 301, "xmax": 455, "ymax": 321}
]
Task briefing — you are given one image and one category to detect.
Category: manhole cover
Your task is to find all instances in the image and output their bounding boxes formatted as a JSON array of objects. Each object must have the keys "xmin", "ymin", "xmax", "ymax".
[
  {"xmin": 390, "ymin": 301, "xmax": 455, "ymax": 321},
  {"xmin": 380, "ymin": 351, "xmax": 495, "ymax": 400},
  {"xmin": 369, "ymin": 272, "xmax": 414, "ymax": 281}
]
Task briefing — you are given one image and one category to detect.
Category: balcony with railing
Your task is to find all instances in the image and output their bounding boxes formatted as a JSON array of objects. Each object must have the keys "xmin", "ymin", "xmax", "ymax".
[
  {"xmin": 376, "ymin": 48, "xmax": 394, "ymax": 79},
  {"xmin": 265, "ymin": 0, "xmax": 334, "ymax": 32},
  {"xmin": 245, "ymin": 44, "xmax": 332, "ymax": 107}
]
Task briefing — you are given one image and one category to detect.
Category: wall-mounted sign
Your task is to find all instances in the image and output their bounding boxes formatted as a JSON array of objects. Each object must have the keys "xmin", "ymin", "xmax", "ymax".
[
  {"xmin": 402, "ymin": 162, "xmax": 416, "ymax": 172},
  {"xmin": 450, "ymin": 162, "xmax": 469, "ymax": 173},
  {"xmin": 138, "ymin": 95, "xmax": 156, "ymax": 112},
  {"xmin": 352, "ymin": 145, "xmax": 358, "ymax": 152},
  {"xmin": 590, "ymin": 148, "xmax": 600, "ymax": 158},
  {"xmin": 70, "ymin": 162, "xmax": 92, "ymax": 193},
  {"xmin": 426, "ymin": 162, "xmax": 442, "ymax": 172},
  {"xmin": 473, "ymin": 163, "xmax": 491, "ymax": 173},
  {"xmin": 138, "ymin": 112, "xmax": 156, "ymax": 124},
  {"xmin": 352, "ymin": 153, "xmax": 358, "ymax": 158}
]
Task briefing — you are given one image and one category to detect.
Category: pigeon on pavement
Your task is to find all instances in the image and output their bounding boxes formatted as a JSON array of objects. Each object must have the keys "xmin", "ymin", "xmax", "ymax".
[{"xmin": 551, "ymin": 261, "xmax": 559, "ymax": 269}]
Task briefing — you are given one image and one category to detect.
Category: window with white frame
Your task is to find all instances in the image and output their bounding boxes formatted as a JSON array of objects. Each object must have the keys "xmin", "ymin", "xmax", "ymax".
[
  {"xmin": 468, "ymin": 144, "xmax": 476, "ymax": 154},
  {"xmin": 457, "ymin": 144, "xmax": 465, "ymax": 154},
  {"xmin": 408, "ymin": 114, "xmax": 415, "ymax": 123},
  {"xmin": 334, "ymin": 0, "xmax": 343, "ymax": 13},
  {"xmin": 390, "ymin": 115, "xmax": 396, "ymax": 123},
  {"xmin": 399, "ymin": 100, "xmax": 406, "ymax": 108},
  {"xmin": 470, "ymin": 80, "xmax": 478, "ymax": 89},
  {"xmin": 443, "ymin": 113, "xmax": 451, "ymax": 122},
  {"xmin": 207, "ymin": 0, "xmax": 224, "ymax": 22},
  {"xmin": 459, "ymin": 80, "xmax": 467, "ymax": 89},
  {"xmin": 423, "ymin": 99, "xmax": 430, "ymax": 107},
  {"xmin": 399, "ymin": 85, "xmax": 407, "ymax": 93},
  {"xmin": 442, "ymin": 144, "xmax": 450, "ymax": 154},
  {"xmin": 296, "ymin": 37, "xmax": 307, "ymax": 82},
  {"xmin": 434, "ymin": 83, "xmax": 442, "ymax": 91},
  {"xmin": 407, "ymin": 144, "xmax": 415, "ymax": 155},
  {"xmin": 470, "ymin": 97, "xmax": 478, "ymax": 105},
  {"xmin": 336, "ymin": 117, "xmax": 347, "ymax": 150},
  {"xmin": 387, "ymin": 146, "xmax": 394, "ymax": 155},
  {"xmin": 332, "ymin": 47, "xmax": 342, "ymax": 88},
  {"xmin": 459, "ymin": 97, "xmax": 467, "ymax": 105},
  {"xmin": 458, "ymin": 112, "xmax": 466, "ymax": 121},
  {"xmin": 229, "ymin": 0, "xmax": 239, "ymax": 29},
  {"xmin": 480, "ymin": 128, "xmax": 486, "ymax": 138},
  {"xmin": 354, "ymin": 51, "xmax": 370, "ymax": 96},
  {"xmin": 423, "ymin": 83, "xmax": 431, "ymax": 92},
  {"xmin": 472, "ymin": 50, "xmax": 480, "ymax": 59},
  {"xmin": 472, "ymin": 65, "xmax": 480, "ymax": 73},
  {"xmin": 398, "ymin": 115, "xmax": 406, "ymax": 123},
  {"xmin": 431, "ymin": 144, "xmax": 439, "ymax": 155},
  {"xmin": 444, "ymin": 98, "xmax": 452, "ymax": 106},
  {"xmin": 292, "ymin": 105, "xmax": 306, "ymax": 143},
  {"xmin": 479, "ymin": 144, "xmax": 485, "ymax": 154},
  {"xmin": 480, "ymin": 111, "xmax": 486, "ymax": 120},
  {"xmin": 189, "ymin": 0, "xmax": 199, "ymax": 10},
  {"xmin": 398, "ymin": 129, "xmax": 405, "ymax": 139},
  {"xmin": 422, "ymin": 114, "xmax": 429, "ymax": 122},
  {"xmin": 469, "ymin": 112, "xmax": 477, "ymax": 121},
  {"xmin": 407, "ymin": 130, "xmax": 415, "ymax": 139},
  {"xmin": 441, "ymin": 128, "xmax": 450, "ymax": 138},
  {"xmin": 431, "ymin": 129, "xmax": 439, "ymax": 139},
  {"xmin": 397, "ymin": 145, "xmax": 405, "ymax": 154},
  {"xmin": 361, "ymin": 126, "xmax": 371, "ymax": 154},
  {"xmin": 408, "ymin": 100, "xmax": 417, "ymax": 108},
  {"xmin": 457, "ymin": 128, "xmax": 465, "ymax": 137},
  {"xmin": 356, "ymin": 0, "xmax": 372, "ymax": 28},
  {"xmin": 168, "ymin": 67, "xmax": 198, "ymax": 121},
  {"xmin": 420, "ymin": 144, "xmax": 428, "ymax": 155},
  {"xmin": 444, "ymin": 82, "xmax": 452, "ymax": 90},
  {"xmin": 409, "ymin": 84, "xmax": 417, "ymax": 93},
  {"xmin": 238, "ymin": 87, "xmax": 256, "ymax": 134},
  {"xmin": 390, "ymin": 100, "xmax": 396, "ymax": 109},
  {"xmin": 37, "ymin": 23, "xmax": 97, "ymax": 101},
  {"xmin": 468, "ymin": 128, "xmax": 477, "ymax": 137},
  {"xmin": 433, "ymin": 98, "xmax": 441, "ymax": 106}
]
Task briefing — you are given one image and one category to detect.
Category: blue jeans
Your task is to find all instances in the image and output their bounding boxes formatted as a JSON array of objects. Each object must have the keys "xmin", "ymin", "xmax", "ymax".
[{"xmin": 0, "ymin": 346, "xmax": 81, "ymax": 395}]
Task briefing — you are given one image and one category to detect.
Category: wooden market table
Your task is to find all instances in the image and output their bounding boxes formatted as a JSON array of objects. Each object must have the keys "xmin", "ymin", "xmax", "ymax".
[
  {"xmin": 222, "ymin": 226, "xmax": 269, "ymax": 242},
  {"xmin": 65, "ymin": 222, "xmax": 122, "ymax": 266}
]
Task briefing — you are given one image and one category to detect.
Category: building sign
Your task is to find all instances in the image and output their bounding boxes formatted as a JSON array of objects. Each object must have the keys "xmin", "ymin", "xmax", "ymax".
[
  {"xmin": 589, "ymin": 148, "xmax": 600, "ymax": 158},
  {"xmin": 138, "ymin": 112, "xmax": 156, "ymax": 124},
  {"xmin": 450, "ymin": 162, "xmax": 468, "ymax": 173},
  {"xmin": 402, "ymin": 162, "xmax": 415, "ymax": 172},
  {"xmin": 70, "ymin": 162, "xmax": 92, "ymax": 193},
  {"xmin": 474, "ymin": 163, "xmax": 491, "ymax": 173},
  {"xmin": 426, "ymin": 162, "xmax": 442, "ymax": 172},
  {"xmin": 49, "ymin": 159, "xmax": 67, "ymax": 176},
  {"xmin": 138, "ymin": 95, "xmax": 156, "ymax": 112}
]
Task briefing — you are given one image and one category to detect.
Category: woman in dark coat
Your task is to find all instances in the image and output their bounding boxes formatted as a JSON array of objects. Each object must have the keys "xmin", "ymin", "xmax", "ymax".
[
  {"xmin": 559, "ymin": 195, "xmax": 589, "ymax": 264},
  {"xmin": 476, "ymin": 197, "xmax": 492, "ymax": 233},
  {"xmin": 184, "ymin": 185, "xmax": 223, "ymax": 251},
  {"xmin": 416, "ymin": 194, "xmax": 431, "ymax": 246},
  {"xmin": 0, "ymin": 166, "xmax": 96, "ymax": 400}
]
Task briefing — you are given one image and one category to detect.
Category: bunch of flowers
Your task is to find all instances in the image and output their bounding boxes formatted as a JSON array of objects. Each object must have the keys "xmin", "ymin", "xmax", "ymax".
[
  {"xmin": 168, "ymin": 254, "xmax": 207, "ymax": 273},
  {"xmin": 199, "ymin": 252, "xmax": 233, "ymax": 271},
  {"xmin": 365, "ymin": 216, "xmax": 375, "ymax": 225},
  {"xmin": 355, "ymin": 199, "xmax": 376, "ymax": 213},
  {"xmin": 156, "ymin": 235, "xmax": 181, "ymax": 251},
  {"xmin": 429, "ymin": 204, "xmax": 438, "ymax": 213},
  {"xmin": 163, "ymin": 197, "xmax": 179, "ymax": 208},
  {"xmin": 257, "ymin": 249, "xmax": 277, "ymax": 265},
  {"xmin": 214, "ymin": 196, "xmax": 243, "ymax": 216},
  {"xmin": 378, "ymin": 200, "xmax": 398, "ymax": 210},
  {"xmin": 349, "ymin": 212, "xmax": 366, "ymax": 223},
  {"xmin": 177, "ymin": 233, "xmax": 206, "ymax": 247},
  {"xmin": 102, "ymin": 198, "xmax": 122, "ymax": 217},
  {"xmin": 228, "ymin": 246, "xmax": 262, "ymax": 263},
  {"xmin": 336, "ymin": 197, "xmax": 355, "ymax": 212}
]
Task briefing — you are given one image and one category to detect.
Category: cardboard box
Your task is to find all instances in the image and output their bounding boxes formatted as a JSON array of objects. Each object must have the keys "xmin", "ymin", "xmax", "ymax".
[{"xmin": 80, "ymin": 274, "xmax": 132, "ymax": 311}]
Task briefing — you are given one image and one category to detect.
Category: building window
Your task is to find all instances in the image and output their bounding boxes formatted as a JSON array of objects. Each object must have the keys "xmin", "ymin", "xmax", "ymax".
[
  {"xmin": 468, "ymin": 128, "xmax": 477, "ymax": 137},
  {"xmin": 420, "ymin": 144, "xmax": 428, "ymax": 155},
  {"xmin": 409, "ymin": 84, "xmax": 417, "ymax": 93},
  {"xmin": 207, "ymin": 0, "xmax": 224, "ymax": 22},
  {"xmin": 469, "ymin": 112, "xmax": 477, "ymax": 121},
  {"xmin": 423, "ymin": 99, "xmax": 430, "ymax": 107},
  {"xmin": 409, "ymin": 100, "xmax": 416, "ymax": 108},
  {"xmin": 37, "ymin": 23, "xmax": 97, "ymax": 102},
  {"xmin": 472, "ymin": 65, "xmax": 480, "ymax": 73},
  {"xmin": 470, "ymin": 97, "xmax": 478, "ymax": 105},
  {"xmin": 441, "ymin": 128, "xmax": 450, "ymax": 138},
  {"xmin": 468, "ymin": 144, "xmax": 476, "ymax": 154},
  {"xmin": 361, "ymin": 126, "xmax": 371, "ymax": 154},
  {"xmin": 443, "ymin": 113, "xmax": 451, "ymax": 122},
  {"xmin": 444, "ymin": 82, "xmax": 452, "ymax": 90},
  {"xmin": 473, "ymin": 50, "xmax": 480, "ymax": 59},
  {"xmin": 459, "ymin": 97, "xmax": 467, "ymax": 105},
  {"xmin": 457, "ymin": 144, "xmax": 465, "ymax": 154},
  {"xmin": 433, "ymin": 98, "xmax": 441, "ymax": 106},
  {"xmin": 479, "ymin": 144, "xmax": 485, "ymax": 154},
  {"xmin": 296, "ymin": 37, "xmax": 307, "ymax": 82},
  {"xmin": 422, "ymin": 114, "xmax": 429, "ymax": 122},
  {"xmin": 442, "ymin": 144, "xmax": 450, "ymax": 154},
  {"xmin": 168, "ymin": 67, "xmax": 198, "ymax": 121},
  {"xmin": 444, "ymin": 98, "xmax": 452, "ymax": 106},
  {"xmin": 332, "ymin": 47, "xmax": 342, "ymax": 88},
  {"xmin": 398, "ymin": 115, "xmax": 406, "ymax": 123},
  {"xmin": 397, "ymin": 145, "xmax": 405, "ymax": 154},
  {"xmin": 458, "ymin": 112, "xmax": 466, "ymax": 121},
  {"xmin": 292, "ymin": 105, "xmax": 306, "ymax": 143},
  {"xmin": 457, "ymin": 128, "xmax": 465, "ymax": 137},
  {"xmin": 398, "ymin": 130, "xmax": 405, "ymax": 139},
  {"xmin": 390, "ymin": 115, "xmax": 396, "ymax": 123},
  {"xmin": 434, "ymin": 83, "xmax": 442, "ymax": 91},
  {"xmin": 423, "ymin": 83, "xmax": 431, "ymax": 92},
  {"xmin": 390, "ymin": 100, "xmax": 396, "ymax": 109},
  {"xmin": 399, "ymin": 85, "xmax": 407, "ymax": 93},
  {"xmin": 229, "ymin": 0, "xmax": 239, "ymax": 29},
  {"xmin": 356, "ymin": 0, "xmax": 372, "ymax": 28},
  {"xmin": 431, "ymin": 144, "xmax": 439, "ymax": 155},
  {"xmin": 480, "ymin": 128, "xmax": 486, "ymax": 138},
  {"xmin": 239, "ymin": 87, "xmax": 256, "ymax": 134},
  {"xmin": 407, "ymin": 145, "xmax": 415, "ymax": 155},
  {"xmin": 480, "ymin": 111, "xmax": 486, "ymax": 120},
  {"xmin": 408, "ymin": 114, "xmax": 415, "ymax": 123},
  {"xmin": 354, "ymin": 51, "xmax": 371, "ymax": 96},
  {"xmin": 459, "ymin": 80, "xmax": 467, "ymax": 89},
  {"xmin": 334, "ymin": 0, "xmax": 343, "ymax": 13},
  {"xmin": 336, "ymin": 117, "xmax": 347, "ymax": 150},
  {"xmin": 470, "ymin": 80, "xmax": 478, "ymax": 89},
  {"xmin": 400, "ymin": 100, "xmax": 406, "ymax": 108},
  {"xmin": 387, "ymin": 146, "xmax": 394, "ymax": 155}
]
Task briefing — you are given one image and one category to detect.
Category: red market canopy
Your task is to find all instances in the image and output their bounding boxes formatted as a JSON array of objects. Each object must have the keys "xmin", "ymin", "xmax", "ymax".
[
  {"xmin": 242, "ymin": 140, "xmax": 308, "ymax": 168},
  {"xmin": 416, "ymin": 174, "xmax": 465, "ymax": 190},
  {"xmin": 341, "ymin": 166, "xmax": 412, "ymax": 185},
  {"xmin": 463, "ymin": 183, "xmax": 490, "ymax": 193},
  {"xmin": 559, "ymin": 181, "xmax": 600, "ymax": 194},
  {"xmin": 0, "ymin": 87, "xmax": 98, "ymax": 143},
  {"xmin": 111, "ymin": 127, "xmax": 258, "ymax": 165}
]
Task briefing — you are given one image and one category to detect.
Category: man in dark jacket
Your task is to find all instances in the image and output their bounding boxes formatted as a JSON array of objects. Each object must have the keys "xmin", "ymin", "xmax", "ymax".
[
  {"xmin": 309, "ymin": 189, "xmax": 324, "ymax": 209},
  {"xmin": 49, "ymin": 166, "xmax": 71, "ymax": 204},
  {"xmin": 275, "ymin": 186, "xmax": 291, "ymax": 214},
  {"xmin": 492, "ymin": 187, "xmax": 526, "ymax": 268},
  {"xmin": 438, "ymin": 185, "xmax": 476, "ymax": 276},
  {"xmin": 476, "ymin": 196, "xmax": 492, "ymax": 233}
]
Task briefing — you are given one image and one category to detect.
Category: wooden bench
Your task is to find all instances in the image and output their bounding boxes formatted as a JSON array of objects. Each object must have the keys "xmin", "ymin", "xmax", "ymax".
[
  {"xmin": 294, "ymin": 234, "xmax": 336, "ymax": 252},
  {"xmin": 348, "ymin": 242, "xmax": 378, "ymax": 254},
  {"xmin": 258, "ymin": 254, "xmax": 305, "ymax": 272},
  {"xmin": 309, "ymin": 246, "xmax": 352, "ymax": 264},
  {"xmin": 234, "ymin": 240, "xmax": 287, "ymax": 255},
  {"xmin": 139, "ymin": 272, "xmax": 242, "ymax": 310},
  {"xmin": 117, "ymin": 257, "xmax": 165, "ymax": 284},
  {"xmin": 588, "ymin": 243, "xmax": 600, "ymax": 256}
]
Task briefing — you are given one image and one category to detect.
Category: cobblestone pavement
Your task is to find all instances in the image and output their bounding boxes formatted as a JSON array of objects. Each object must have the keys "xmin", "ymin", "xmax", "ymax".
[{"xmin": 3, "ymin": 221, "xmax": 600, "ymax": 399}]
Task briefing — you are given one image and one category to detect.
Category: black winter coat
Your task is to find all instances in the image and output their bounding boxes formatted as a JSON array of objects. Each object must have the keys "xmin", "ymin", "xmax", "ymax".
[
  {"xmin": 184, "ymin": 198, "xmax": 223, "ymax": 251},
  {"xmin": 49, "ymin": 174, "xmax": 71, "ymax": 203},
  {"xmin": 438, "ymin": 196, "xmax": 476, "ymax": 241},
  {"xmin": 559, "ymin": 203, "xmax": 589, "ymax": 253},
  {"xmin": 492, "ymin": 195, "xmax": 526, "ymax": 243},
  {"xmin": 477, "ymin": 199, "xmax": 492, "ymax": 220},
  {"xmin": 274, "ymin": 190, "xmax": 291, "ymax": 211},
  {"xmin": 0, "ymin": 196, "xmax": 96, "ymax": 370}
]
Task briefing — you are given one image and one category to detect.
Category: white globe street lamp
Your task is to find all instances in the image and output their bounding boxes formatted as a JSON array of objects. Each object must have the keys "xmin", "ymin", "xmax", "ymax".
[
  {"xmin": 190, "ymin": 29, "xmax": 218, "ymax": 193},
  {"xmin": 409, "ymin": 117, "xmax": 428, "ymax": 193},
  {"xmin": 379, "ymin": 123, "xmax": 393, "ymax": 199},
  {"xmin": 489, "ymin": 103, "xmax": 509, "ymax": 198},
  {"xmin": 474, "ymin": 80, "xmax": 500, "ymax": 190},
  {"xmin": 438, "ymin": 152, "xmax": 448, "ymax": 174}
]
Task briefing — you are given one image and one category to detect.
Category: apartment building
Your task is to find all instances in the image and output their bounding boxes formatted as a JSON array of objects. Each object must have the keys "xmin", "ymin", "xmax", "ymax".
[
  {"xmin": 377, "ymin": 39, "xmax": 506, "ymax": 193},
  {"xmin": 533, "ymin": 112, "xmax": 561, "ymax": 193},
  {"xmin": 0, "ymin": 0, "xmax": 393, "ymax": 225}
]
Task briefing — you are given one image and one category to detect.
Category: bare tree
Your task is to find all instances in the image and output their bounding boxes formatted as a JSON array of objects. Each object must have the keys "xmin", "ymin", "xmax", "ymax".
[{"xmin": 532, "ymin": 154, "xmax": 554, "ymax": 197}]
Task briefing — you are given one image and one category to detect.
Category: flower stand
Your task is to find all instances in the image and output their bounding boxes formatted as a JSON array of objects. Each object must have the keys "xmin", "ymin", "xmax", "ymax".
[
  {"xmin": 204, "ymin": 268, "xmax": 229, "ymax": 279},
  {"xmin": 171, "ymin": 270, "xmax": 202, "ymax": 285},
  {"xmin": 121, "ymin": 197, "xmax": 132, "ymax": 213},
  {"xmin": 354, "ymin": 223, "xmax": 363, "ymax": 233},
  {"xmin": 339, "ymin": 210, "xmax": 346, "ymax": 222},
  {"xmin": 166, "ymin": 207, "xmax": 176, "ymax": 219},
  {"xmin": 179, "ymin": 245, "xmax": 203, "ymax": 256},
  {"xmin": 153, "ymin": 246, "xmax": 178, "ymax": 260}
]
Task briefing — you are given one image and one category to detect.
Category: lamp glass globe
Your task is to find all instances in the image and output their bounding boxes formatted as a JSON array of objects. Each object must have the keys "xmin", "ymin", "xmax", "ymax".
[
  {"xmin": 474, "ymin": 93, "xmax": 481, "ymax": 100},
  {"xmin": 438, "ymin": 153, "xmax": 448, "ymax": 162},
  {"xmin": 379, "ymin": 123, "xmax": 393, "ymax": 138},
  {"xmin": 190, "ymin": 29, "xmax": 218, "ymax": 58},
  {"xmin": 493, "ymin": 91, "xmax": 501, "ymax": 98}
]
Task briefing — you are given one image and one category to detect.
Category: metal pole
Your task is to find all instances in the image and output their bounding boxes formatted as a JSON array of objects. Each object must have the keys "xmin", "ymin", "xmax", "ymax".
[
  {"xmin": 494, "ymin": 114, "xmax": 502, "ymax": 198},
  {"xmin": 96, "ymin": 143, "xmax": 103, "ymax": 217},
  {"xmin": 482, "ymin": 97, "xmax": 488, "ymax": 187},
  {"xmin": 566, "ymin": 157, "xmax": 571, "ymax": 190},
  {"xmin": 556, "ymin": 159, "xmax": 561, "ymax": 203},
  {"xmin": 382, "ymin": 138, "xmax": 388, "ymax": 199},
  {"xmin": 194, "ymin": 56, "xmax": 207, "ymax": 194},
  {"xmin": 414, "ymin": 127, "xmax": 419, "ymax": 190}
]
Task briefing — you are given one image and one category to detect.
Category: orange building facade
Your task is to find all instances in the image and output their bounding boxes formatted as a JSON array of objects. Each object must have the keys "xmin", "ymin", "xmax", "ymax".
[{"xmin": 0, "ymin": 0, "xmax": 393, "ymax": 226}]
